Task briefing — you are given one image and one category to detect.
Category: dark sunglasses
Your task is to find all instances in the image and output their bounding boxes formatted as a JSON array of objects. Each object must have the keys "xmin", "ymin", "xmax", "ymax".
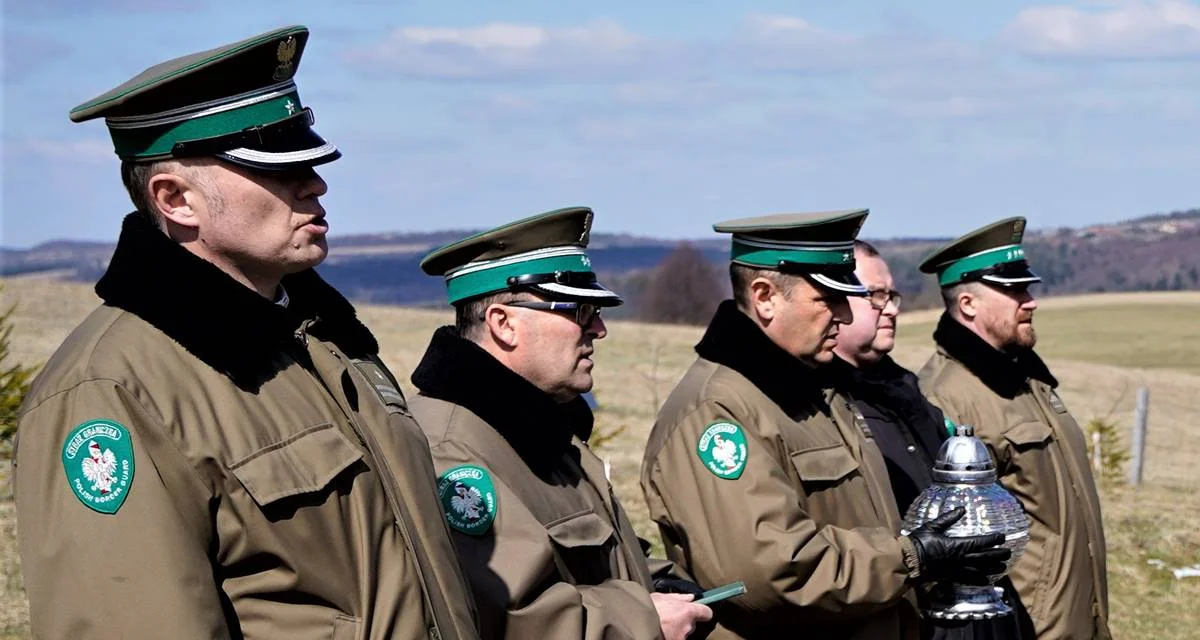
[
  {"xmin": 503, "ymin": 301, "xmax": 603, "ymax": 327},
  {"xmin": 865, "ymin": 288, "xmax": 902, "ymax": 311}
]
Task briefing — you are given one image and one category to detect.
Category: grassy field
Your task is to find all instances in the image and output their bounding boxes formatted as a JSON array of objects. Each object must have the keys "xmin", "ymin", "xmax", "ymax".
[{"xmin": 2, "ymin": 279, "xmax": 1199, "ymax": 638}]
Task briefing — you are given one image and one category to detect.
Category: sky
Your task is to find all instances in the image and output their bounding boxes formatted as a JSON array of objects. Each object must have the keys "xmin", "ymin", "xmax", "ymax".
[{"xmin": 4, "ymin": 0, "xmax": 1200, "ymax": 248}]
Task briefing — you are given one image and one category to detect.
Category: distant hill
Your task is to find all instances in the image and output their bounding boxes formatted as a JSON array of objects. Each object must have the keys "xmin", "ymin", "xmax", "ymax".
[{"xmin": 3, "ymin": 208, "xmax": 1198, "ymax": 315}]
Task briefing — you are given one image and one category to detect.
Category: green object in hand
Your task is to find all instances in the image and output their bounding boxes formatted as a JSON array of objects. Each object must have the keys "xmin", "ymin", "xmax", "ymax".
[{"xmin": 695, "ymin": 581, "xmax": 747, "ymax": 605}]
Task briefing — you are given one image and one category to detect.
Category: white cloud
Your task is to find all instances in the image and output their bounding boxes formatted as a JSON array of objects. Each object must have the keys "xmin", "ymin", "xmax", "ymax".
[
  {"xmin": 342, "ymin": 14, "xmax": 976, "ymax": 82},
  {"xmin": 741, "ymin": 13, "xmax": 858, "ymax": 47},
  {"xmin": 342, "ymin": 20, "xmax": 653, "ymax": 80},
  {"xmin": 1006, "ymin": 0, "xmax": 1200, "ymax": 58}
]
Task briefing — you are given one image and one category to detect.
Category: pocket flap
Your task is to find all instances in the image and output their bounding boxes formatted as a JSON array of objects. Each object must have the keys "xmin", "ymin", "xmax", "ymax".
[
  {"xmin": 790, "ymin": 444, "xmax": 860, "ymax": 482},
  {"xmin": 1003, "ymin": 421, "xmax": 1054, "ymax": 447},
  {"xmin": 231, "ymin": 423, "xmax": 363, "ymax": 506},
  {"xmin": 545, "ymin": 510, "xmax": 616, "ymax": 548}
]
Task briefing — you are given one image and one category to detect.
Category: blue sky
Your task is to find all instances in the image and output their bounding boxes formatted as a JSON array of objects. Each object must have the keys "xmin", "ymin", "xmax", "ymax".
[{"xmin": 5, "ymin": 0, "xmax": 1200, "ymax": 248}]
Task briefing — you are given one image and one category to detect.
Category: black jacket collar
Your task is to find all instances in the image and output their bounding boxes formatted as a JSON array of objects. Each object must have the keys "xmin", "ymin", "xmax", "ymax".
[
  {"xmin": 95, "ymin": 212, "xmax": 378, "ymax": 390},
  {"xmin": 411, "ymin": 326, "xmax": 594, "ymax": 475},
  {"xmin": 932, "ymin": 312, "xmax": 1057, "ymax": 399},
  {"xmin": 824, "ymin": 355, "xmax": 947, "ymax": 455},
  {"xmin": 695, "ymin": 300, "xmax": 826, "ymax": 417}
]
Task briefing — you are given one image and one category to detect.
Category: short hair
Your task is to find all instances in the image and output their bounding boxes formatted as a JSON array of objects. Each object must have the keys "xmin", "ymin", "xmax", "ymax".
[
  {"xmin": 853, "ymin": 239, "xmax": 880, "ymax": 258},
  {"xmin": 729, "ymin": 263, "xmax": 804, "ymax": 309},
  {"xmin": 120, "ymin": 160, "xmax": 167, "ymax": 229},
  {"xmin": 454, "ymin": 290, "xmax": 536, "ymax": 342},
  {"xmin": 941, "ymin": 281, "xmax": 983, "ymax": 317},
  {"xmin": 120, "ymin": 159, "xmax": 223, "ymax": 230}
]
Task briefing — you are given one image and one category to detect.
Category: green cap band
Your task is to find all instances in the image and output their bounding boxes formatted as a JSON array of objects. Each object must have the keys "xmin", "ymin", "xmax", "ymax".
[
  {"xmin": 105, "ymin": 83, "xmax": 303, "ymax": 160},
  {"xmin": 937, "ymin": 244, "xmax": 1026, "ymax": 286},
  {"xmin": 445, "ymin": 247, "xmax": 594, "ymax": 304},
  {"xmin": 731, "ymin": 237, "xmax": 855, "ymax": 269}
]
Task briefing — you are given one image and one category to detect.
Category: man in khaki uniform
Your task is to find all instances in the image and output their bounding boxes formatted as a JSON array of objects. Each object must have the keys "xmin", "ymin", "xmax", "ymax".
[
  {"xmin": 411, "ymin": 208, "xmax": 713, "ymax": 640},
  {"xmin": 641, "ymin": 210, "xmax": 1010, "ymax": 640},
  {"xmin": 917, "ymin": 218, "xmax": 1110, "ymax": 639},
  {"xmin": 14, "ymin": 27, "xmax": 478, "ymax": 639}
]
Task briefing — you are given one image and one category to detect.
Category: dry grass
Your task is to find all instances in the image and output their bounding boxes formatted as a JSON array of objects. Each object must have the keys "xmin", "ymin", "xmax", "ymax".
[{"xmin": 2, "ymin": 277, "xmax": 1199, "ymax": 638}]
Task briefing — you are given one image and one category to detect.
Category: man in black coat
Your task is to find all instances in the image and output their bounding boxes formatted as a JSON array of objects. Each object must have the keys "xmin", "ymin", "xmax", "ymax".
[
  {"xmin": 825, "ymin": 240, "xmax": 1027, "ymax": 640},
  {"xmin": 826, "ymin": 240, "xmax": 948, "ymax": 515}
]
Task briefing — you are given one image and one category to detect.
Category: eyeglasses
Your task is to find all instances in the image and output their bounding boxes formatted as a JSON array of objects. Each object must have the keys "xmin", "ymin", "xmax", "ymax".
[
  {"xmin": 866, "ymin": 288, "xmax": 902, "ymax": 310},
  {"xmin": 503, "ymin": 301, "xmax": 603, "ymax": 327}
]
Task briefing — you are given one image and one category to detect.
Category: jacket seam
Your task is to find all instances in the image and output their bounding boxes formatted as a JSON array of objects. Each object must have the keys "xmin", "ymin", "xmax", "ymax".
[{"xmin": 20, "ymin": 376, "xmax": 213, "ymax": 498}]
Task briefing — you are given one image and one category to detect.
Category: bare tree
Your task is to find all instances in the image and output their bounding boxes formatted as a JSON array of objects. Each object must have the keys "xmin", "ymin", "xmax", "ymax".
[{"xmin": 639, "ymin": 242, "xmax": 725, "ymax": 325}]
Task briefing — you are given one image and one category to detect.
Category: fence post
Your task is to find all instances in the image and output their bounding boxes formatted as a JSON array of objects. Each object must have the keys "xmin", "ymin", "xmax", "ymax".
[{"xmin": 1128, "ymin": 387, "xmax": 1150, "ymax": 486}]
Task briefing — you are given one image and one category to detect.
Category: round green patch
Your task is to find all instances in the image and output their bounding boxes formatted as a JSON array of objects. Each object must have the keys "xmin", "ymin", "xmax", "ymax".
[
  {"xmin": 697, "ymin": 421, "xmax": 748, "ymax": 480},
  {"xmin": 438, "ymin": 465, "xmax": 497, "ymax": 535},
  {"xmin": 62, "ymin": 419, "xmax": 135, "ymax": 514}
]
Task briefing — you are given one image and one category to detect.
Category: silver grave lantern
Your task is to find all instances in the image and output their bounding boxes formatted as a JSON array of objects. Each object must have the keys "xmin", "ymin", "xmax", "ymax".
[{"xmin": 901, "ymin": 424, "xmax": 1029, "ymax": 620}]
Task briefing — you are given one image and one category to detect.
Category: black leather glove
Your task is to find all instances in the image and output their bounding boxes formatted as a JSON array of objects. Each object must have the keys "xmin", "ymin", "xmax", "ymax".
[{"xmin": 907, "ymin": 507, "xmax": 1011, "ymax": 585}]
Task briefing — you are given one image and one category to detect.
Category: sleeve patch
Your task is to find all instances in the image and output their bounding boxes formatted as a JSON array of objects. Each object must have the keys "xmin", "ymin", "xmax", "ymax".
[
  {"xmin": 696, "ymin": 422, "xmax": 748, "ymax": 480},
  {"xmin": 61, "ymin": 419, "xmax": 135, "ymax": 514},
  {"xmin": 438, "ymin": 465, "xmax": 498, "ymax": 535}
]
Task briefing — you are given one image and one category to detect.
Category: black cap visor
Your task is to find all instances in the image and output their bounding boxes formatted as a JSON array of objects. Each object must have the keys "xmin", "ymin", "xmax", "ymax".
[
  {"xmin": 777, "ymin": 261, "xmax": 868, "ymax": 296},
  {"xmin": 170, "ymin": 108, "xmax": 340, "ymax": 170},
  {"xmin": 970, "ymin": 261, "xmax": 1042, "ymax": 287},
  {"xmin": 506, "ymin": 271, "xmax": 623, "ymax": 306}
]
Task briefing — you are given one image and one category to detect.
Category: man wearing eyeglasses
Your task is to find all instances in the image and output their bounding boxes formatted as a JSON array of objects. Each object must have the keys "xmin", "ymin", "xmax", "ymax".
[
  {"xmin": 917, "ymin": 218, "xmax": 1109, "ymax": 640},
  {"xmin": 824, "ymin": 240, "xmax": 947, "ymax": 517},
  {"xmin": 824, "ymin": 241, "xmax": 1031, "ymax": 640},
  {"xmin": 410, "ymin": 207, "xmax": 714, "ymax": 640},
  {"xmin": 640, "ymin": 211, "xmax": 1010, "ymax": 640}
]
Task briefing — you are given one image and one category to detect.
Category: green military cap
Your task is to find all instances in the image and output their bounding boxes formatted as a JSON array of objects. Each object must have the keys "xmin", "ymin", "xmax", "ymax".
[
  {"xmin": 421, "ymin": 207, "xmax": 623, "ymax": 306},
  {"xmin": 713, "ymin": 209, "xmax": 870, "ymax": 295},
  {"xmin": 69, "ymin": 25, "xmax": 339, "ymax": 170},
  {"xmin": 919, "ymin": 216, "xmax": 1042, "ymax": 287}
]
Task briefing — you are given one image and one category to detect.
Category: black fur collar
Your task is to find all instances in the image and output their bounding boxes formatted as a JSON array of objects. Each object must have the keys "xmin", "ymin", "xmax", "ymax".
[
  {"xmin": 932, "ymin": 313, "xmax": 1057, "ymax": 399},
  {"xmin": 411, "ymin": 326, "xmax": 594, "ymax": 475},
  {"xmin": 95, "ymin": 212, "xmax": 378, "ymax": 390},
  {"xmin": 694, "ymin": 300, "xmax": 826, "ymax": 417}
]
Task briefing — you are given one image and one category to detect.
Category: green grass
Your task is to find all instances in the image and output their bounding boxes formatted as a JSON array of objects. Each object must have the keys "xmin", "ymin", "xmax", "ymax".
[
  {"xmin": 899, "ymin": 304, "xmax": 1200, "ymax": 375},
  {"xmin": 3, "ymin": 279, "xmax": 1199, "ymax": 639}
]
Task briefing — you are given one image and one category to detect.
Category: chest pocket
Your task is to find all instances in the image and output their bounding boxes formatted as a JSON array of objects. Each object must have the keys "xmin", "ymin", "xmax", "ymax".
[
  {"xmin": 791, "ymin": 443, "xmax": 860, "ymax": 486},
  {"xmin": 545, "ymin": 509, "xmax": 617, "ymax": 586},
  {"xmin": 231, "ymin": 423, "xmax": 364, "ymax": 511},
  {"xmin": 1003, "ymin": 421, "xmax": 1053, "ymax": 450},
  {"xmin": 999, "ymin": 420, "xmax": 1059, "ymax": 520}
]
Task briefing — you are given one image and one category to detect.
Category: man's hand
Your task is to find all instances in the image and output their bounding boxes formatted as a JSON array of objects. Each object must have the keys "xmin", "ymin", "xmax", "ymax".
[
  {"xmin": 651, "ymin": 592, "xmax": 713, "ymax": 640},
  {"xmin": 906, "ymin": 506, "xmax": 1011, "ymax": 584}
]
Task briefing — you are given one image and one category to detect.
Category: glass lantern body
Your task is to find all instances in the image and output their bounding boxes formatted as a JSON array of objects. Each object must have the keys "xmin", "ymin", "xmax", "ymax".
[{"xmin": 901, "ymin": 426, "xmax": 1030, "ymax": 620}]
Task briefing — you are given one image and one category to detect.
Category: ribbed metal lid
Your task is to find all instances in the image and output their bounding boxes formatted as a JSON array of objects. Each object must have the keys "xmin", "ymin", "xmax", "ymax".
[{"xmin": 932, "ymin": 425, "xmax": 998, "ymax": 484}]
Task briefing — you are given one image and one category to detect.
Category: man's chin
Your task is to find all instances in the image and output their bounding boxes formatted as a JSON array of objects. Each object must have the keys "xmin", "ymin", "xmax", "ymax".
[
  {"xmin": 570, "ymin": 374, "xmax": 594, "ymax": 395},
  {"xmin": 810, "ymin": 349, "xmax": 836, "ymax": 364}
]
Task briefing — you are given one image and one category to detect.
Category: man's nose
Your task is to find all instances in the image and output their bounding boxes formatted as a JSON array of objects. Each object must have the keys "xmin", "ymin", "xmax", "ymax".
[
  {"xmin": 295, "ymin": 167, "xmax": 328, "ymax": 198},
  {"xmin": 586, "ymin": 315, "xmax": 607, "ymax": 339},
  {"xmin": 831, "ymin": 297, "xmax": 853, "ymax": 324}
]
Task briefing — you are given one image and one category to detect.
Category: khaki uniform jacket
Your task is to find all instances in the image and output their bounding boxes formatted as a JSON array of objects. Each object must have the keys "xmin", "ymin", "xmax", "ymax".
[
  {"xmin": 918, "ymin": 314, "xmax": 1110, "ymax": 639},
  {"xmin": 410, "ymin": 327, "xmax": 662, "ymax": 640},
  {"xmin": 14, "ymin": 215, "xmax": 478, "ymax": 640},
  {"xmin": 640, "ymin": 303, "xmax": 920, "ymax": 640}
]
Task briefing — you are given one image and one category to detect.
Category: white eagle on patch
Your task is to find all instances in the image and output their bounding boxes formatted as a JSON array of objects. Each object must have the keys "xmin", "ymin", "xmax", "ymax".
[
  {"xmin": 81, "ymin": 441, "xmax": 118, "ymax": 495},
  {"xmin": 450, "ymin": 482, "xmax": 484, "ymax": 521},
  {"xmin": 711, "ymin": 434, "xmax": 740, "ymax": 471}
]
